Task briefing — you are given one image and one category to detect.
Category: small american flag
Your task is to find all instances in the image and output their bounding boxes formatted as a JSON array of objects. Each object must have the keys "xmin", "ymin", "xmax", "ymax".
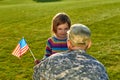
[{"xmin": 12, "ymin": 38, "xmax": 29, "ymax": 58}]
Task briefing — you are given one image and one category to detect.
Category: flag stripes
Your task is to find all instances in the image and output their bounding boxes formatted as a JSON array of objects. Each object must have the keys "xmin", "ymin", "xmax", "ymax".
[
  {"xmin": 20, "ymin": 45, "xmax": 29, "ymax": 56},
  {"xmin": 12, "ymin": 44, "xmax": 21, "ymax": 57}
]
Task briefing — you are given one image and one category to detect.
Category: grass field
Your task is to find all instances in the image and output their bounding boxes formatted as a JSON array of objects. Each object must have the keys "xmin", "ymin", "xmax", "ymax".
[{"xmin": 0, "ymin": 0, "xmax": 120, "ymax": 80}]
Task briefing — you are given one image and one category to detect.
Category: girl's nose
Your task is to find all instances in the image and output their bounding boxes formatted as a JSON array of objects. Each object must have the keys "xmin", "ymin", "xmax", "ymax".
[{"xmin": 63, "ymin": 30, "xmax": 67, "ymax": 33}]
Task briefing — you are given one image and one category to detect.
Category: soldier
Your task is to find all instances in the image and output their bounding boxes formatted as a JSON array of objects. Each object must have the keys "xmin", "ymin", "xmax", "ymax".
[{"xmin": 33, "ymin": 24, "xmax": 109, "ymax": 80}]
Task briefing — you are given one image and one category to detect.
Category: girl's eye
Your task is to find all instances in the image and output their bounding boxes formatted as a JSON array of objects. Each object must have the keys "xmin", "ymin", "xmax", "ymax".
[
  {"xmin": 58, "ymin": 28, "xmax": 62, "ymax": 30},
  {"xmin": 65, "ymin": 28, "xmax": 69, "ymax": 30}
]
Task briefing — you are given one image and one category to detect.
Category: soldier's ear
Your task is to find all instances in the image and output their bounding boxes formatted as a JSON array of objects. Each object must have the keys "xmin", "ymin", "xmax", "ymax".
[
  {"xmin": 87, "ymin": 40, "xmax": 92, "ymax": 49},
  {"xmin": 67, "ymin": 40, "xmax": 73, "ymax": 50}
]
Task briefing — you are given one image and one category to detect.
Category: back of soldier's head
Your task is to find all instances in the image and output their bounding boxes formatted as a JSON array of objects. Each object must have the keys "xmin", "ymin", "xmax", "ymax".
[{"xmin": 68, "ymin": 24, "xmax": 91, "ymax": 46}]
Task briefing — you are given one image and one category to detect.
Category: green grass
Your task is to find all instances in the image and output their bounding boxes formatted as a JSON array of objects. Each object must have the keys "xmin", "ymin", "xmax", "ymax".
[{"xmin": 0, "ymin": 0, "xmax": 120, "ymax": 80}]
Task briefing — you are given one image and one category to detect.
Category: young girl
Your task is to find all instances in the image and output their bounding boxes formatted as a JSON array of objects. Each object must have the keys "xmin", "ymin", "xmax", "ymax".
[
  {"xmin": 34, "ymin": 12, "xmax": 71, "ymax": 64},
  {"xmin": 44, "ymin": 12, "xmax": 71, "ymax": 59}
]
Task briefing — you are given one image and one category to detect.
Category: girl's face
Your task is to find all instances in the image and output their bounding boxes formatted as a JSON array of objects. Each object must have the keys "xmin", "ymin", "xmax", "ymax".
[{"xmin": 55, "ymin": 23, "xmax": 69, "ymax": 40}]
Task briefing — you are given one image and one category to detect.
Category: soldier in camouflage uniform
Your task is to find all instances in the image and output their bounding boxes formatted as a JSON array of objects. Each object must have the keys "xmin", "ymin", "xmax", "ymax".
[{"xmin": 33, "ymin": 24, "xmax": 109, "ymax": 80}]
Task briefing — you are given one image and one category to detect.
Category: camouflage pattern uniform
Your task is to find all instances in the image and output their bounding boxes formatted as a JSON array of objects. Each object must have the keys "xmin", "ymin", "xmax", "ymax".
[{"xmin": 33, "ymin": 50, "xmax": 109, "ymax": 80}]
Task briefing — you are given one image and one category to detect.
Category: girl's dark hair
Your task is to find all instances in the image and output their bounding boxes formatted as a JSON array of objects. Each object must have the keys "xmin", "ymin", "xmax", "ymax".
[{"xmin": 51, "ymin": 13, "xmax": 71, "ymax": 33}]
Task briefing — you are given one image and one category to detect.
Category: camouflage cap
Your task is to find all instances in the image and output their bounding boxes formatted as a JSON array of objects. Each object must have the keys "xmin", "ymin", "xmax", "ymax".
[{"xmin": 67, "ymin": 24, "xmax": 91, "ymax": 46}]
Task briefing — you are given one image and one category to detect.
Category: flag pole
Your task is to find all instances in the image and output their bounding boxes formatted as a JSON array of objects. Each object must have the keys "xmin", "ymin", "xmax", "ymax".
[
  {"xmin": 29, "ymin": 47, "xmax": 36, "ymax": 60},
  {"xmin": 24, "ymin": 37, "xmax": 36, "ymax": 60}
]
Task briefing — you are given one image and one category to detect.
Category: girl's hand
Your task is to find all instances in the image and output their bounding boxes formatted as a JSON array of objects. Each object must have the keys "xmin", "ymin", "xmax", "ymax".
[{"xmin": 34, "ymin": 59, "xmax": 40, "ymax": 65}]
